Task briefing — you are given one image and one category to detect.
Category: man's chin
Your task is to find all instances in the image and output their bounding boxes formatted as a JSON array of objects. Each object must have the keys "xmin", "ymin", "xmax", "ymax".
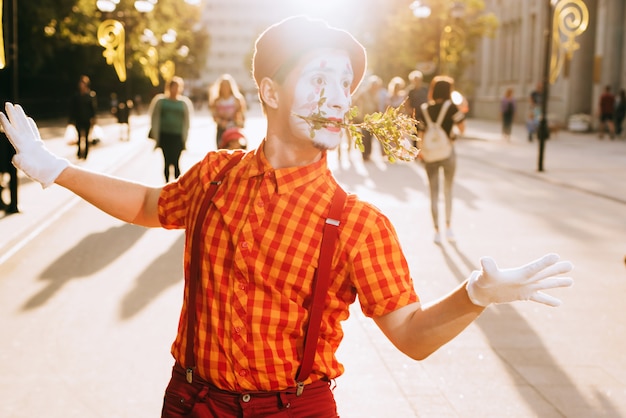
[{"xmin": 312, "ymin": 134, "xmax": 342, "ymax": 151}]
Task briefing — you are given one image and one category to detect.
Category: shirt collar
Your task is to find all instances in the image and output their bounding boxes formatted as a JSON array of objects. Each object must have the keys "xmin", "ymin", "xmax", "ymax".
[{"xmin": 243, "ymin": 140, "xmax": 330, "ymax": 194}]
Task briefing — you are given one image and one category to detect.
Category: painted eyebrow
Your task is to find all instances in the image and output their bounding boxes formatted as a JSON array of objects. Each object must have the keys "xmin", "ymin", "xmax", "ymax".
[{"xmin": 301, "ymin": 66, "xmax": 353, "ymax": 79}]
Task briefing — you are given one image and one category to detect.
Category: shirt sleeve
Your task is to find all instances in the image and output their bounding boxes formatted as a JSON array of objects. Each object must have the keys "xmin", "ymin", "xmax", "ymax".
[
  {"xmin": 158, "ymin": 152, "xmax": 236, "ymax": 229},
  {"xmin": 348, "ymin": 205, "xmax": 419, "ymax": 318},
  {"xmin": 158, "ymin": 154, "xmax": 209, "ymax": 229}
]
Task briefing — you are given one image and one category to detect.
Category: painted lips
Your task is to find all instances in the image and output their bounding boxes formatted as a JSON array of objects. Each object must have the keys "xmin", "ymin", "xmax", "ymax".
[{"xmin": 323, "ymin": 118, "xmax": 343, "ymax": 132}]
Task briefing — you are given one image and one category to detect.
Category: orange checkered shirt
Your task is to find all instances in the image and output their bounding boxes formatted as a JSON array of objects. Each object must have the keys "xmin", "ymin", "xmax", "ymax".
[{"xmin": 158, "ymin": 144, "xmax": 419, "ymax": 392}]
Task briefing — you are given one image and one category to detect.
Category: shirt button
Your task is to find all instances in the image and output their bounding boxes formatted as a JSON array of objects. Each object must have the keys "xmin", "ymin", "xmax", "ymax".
[
  {"xmin": 239, "ymin": 369, "xmax": 249, "ymax": 377},
  {"xmin": 257, "ymin": 200, "xmax": 264, "ymax": 208},
  {"xmin": 238, "ymin": 283, "xmax": 247, "ymax": 291},
  {"xmin": 241, "ymin": 241, "xmax": 248, "ymax": 249},
  {"xmin": 242, "ymin": 394, "xmax": 251, "ymax": 403},
  {"xmin": 234, "ymin": 326, "xmax": 242, "ymax": 334}
]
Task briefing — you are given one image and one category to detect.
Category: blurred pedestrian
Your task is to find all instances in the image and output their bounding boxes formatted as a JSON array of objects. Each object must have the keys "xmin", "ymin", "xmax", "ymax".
[
  {"xmin": 148, "ymin": 76, "xmax": 194, "ymax": 182},
  {"xmin": 352, "ymin": 75, "xmax": 384, "ymax": 161},
  {"xmin": 218, "ymin": 127, "xmax": 247, "ymax": 150},
  {"xmin": 527, "ymin": 82, "xmax": 542, "ymax": 142},
  {"xmin": 406, "ymin": 70, "xmax": 428, "ymax": 133},
  {"xmin": 501, "ymin": 88, "xmax": 516, "ymax": 141},
  {"xmin": 0, "ymin": 15, "xmax": 574, "ymax": 417},
  {"xmin": 386, "ymin": 76, "xmax": 408, "ymax": 111},
  {"xmin": 0, "ymin": 129, "xmax": 18, "ymax": 214},
  {"xmin": 208, "ymin": 74, "xmax": 247, "ymax": 148},
  {"xmin": 598, "ymin": 85, "xmax": 616, "ymax": 139},
  {"xmin": 613, "ymin": 88, "xmax": 625, "ymax": 138},
  {"xmin": 419, "ymin": 75, "xmax": 466, "ymax": 244},
  {"xmin": 112, "ymin": 99, "xmax": 133, "ymax": 141},
  {"xmin": 68, "ymin": 75, "xmax": 97, "ymax": 159}
]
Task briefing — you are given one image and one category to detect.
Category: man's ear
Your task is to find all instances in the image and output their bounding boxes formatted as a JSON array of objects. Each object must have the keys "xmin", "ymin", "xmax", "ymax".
[{"xmin": 259, "ymin": 77, "xmax": 280, "ymax": 110}]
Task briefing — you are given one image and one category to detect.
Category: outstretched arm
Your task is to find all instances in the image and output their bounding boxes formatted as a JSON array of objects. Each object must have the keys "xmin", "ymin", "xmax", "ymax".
[
  {"xmin": 55, "ymin": 166, "xmax": 162, "ymax": 227},
  {"xmin": 0, "ymin": 103, "xmax": 162, "ymax": 227},
  {"xmin": 375, "ymin": 253, "xmax": 574, "ymax": 360}
]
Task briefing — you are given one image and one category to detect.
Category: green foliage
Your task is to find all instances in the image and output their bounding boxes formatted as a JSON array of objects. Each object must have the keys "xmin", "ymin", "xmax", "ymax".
[
  {"xmin": 295, "ymin": 93, "xmax": 420, "ymax": 163},
  {"xmin": 0, "ymin": 0, "xmax": 209, "ymax": 117},
  {"xmin": 11, "ymin": 0, "xmax": 208, "ymax": 85},
  {"xmin": 357, "ymin": 0, "xmax": 498, "ymax": 89}
]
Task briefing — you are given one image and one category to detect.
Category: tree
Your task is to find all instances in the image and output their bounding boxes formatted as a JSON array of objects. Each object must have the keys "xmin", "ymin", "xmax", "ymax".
[
  {"xmin": 357, "ymin": 0, "xmax": 498, "ymax": 92},
  {"xmin": 0, "ymin": 0, "xmax": 209, "ymax": 117}
]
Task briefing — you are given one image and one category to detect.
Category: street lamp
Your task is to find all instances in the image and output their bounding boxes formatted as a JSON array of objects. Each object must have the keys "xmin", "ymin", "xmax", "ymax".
[
  {"xmin": 411, "ymin": 1, "xmax": 466, "ymax": 76},
  {"xmin": 97, "ymin": 0, "xmax": 160, "ymax": 102},
  {"xmin": 537, "ymin": 0, "xmax": 588, "ymax": 172},
  {"xmin": 0, "ymin": 0, "xmax": 18, "ymax": 101}
]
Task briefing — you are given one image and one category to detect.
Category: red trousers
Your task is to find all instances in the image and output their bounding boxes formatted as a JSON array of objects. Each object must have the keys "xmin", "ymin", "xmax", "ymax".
[{"xmin": 161, "ymin": 364, "xmax": 339, "ymax": 417}]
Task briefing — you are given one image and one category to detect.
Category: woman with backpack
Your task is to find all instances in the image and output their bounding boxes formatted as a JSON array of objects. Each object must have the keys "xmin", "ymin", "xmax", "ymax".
[{"xmin": 418, "ymin": 75, "xmax": 466, "ymax": 245}]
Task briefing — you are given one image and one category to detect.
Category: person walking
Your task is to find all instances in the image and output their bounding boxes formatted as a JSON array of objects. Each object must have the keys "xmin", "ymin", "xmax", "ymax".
[
  {"xmin": 419, "ymin": 75, "xmax": 466, "ymax": 245},
  {"xmin": 0, "ymin": 129, "xmax": 18, "ymax": 214},
  {"xmin": 148, "ymin": 76, "xmax": 194, "ymax": 182},
  {"xmin": 406, "ymin": 70, "xmax": 429, "ymax": 139},
  {"xmin": 598, "ymin": 85, "xmax": 616, "ymax": 139},
  {"xmin": 0, "ymin": 16, "xmax": 573, "ymax": 417},
  {"xmin": 527, "ymin": 82, "xmax": 542, "ymax": 142},
  {"xmin": 68, "ymin": 75, "xmax": 97, "ymax": 160},
  {"xmin": 352, "ymin": 75, "xmax": 384, "ymax": 161},
  {"xmin": 614, "ymin": 88, "xmax": 626, "ymax": 137},
  {"xmin": 501, "ymin": 88, "xmax": 516, "ymax": 141},
  {"xmin": 386, "ymin": 76, "xmax": 408, "ymax": 111},
  {"xmin": 208, "ymin": 73, "xmax": 247, "ymax": 149}
]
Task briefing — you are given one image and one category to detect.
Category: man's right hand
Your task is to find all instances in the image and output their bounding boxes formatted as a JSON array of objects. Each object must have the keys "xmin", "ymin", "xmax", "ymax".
[{"xmin": 0, "ymin": 103, "xmax": 69, "ymax": 188}]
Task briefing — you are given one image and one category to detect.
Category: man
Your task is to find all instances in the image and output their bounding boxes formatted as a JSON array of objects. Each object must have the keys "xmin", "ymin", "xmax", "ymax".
[
  {"xmin": 352, "ymin": 75, "xmax": 384, "ymax": 160},
  {"xmin": 527, "ymin": 82, "xmax": 543, "ymax": 142},
  {"xmin": 68, "ymin": 75, "xmax": 97, "ymax": 159},
  {"xmin": 406, "ymin": 70, "xmax": 429, "ymax": 150},
  {"xmin": 0, "ymin": 16, "xmax": 573, "ymax": 417},
  {"xmin": 0, "ymin": 129, "xmax": 18, "ymax": 214},
  {"xmin": 406, "ymin": 70, "xmax": 428, "ymax": 129},
  {"xmin": 598, "ymin": 85, "xmax": 616, "ymax": 139}
]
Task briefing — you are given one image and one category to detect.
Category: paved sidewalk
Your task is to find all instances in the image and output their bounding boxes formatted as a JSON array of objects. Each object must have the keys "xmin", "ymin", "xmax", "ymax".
[
  {"xmin": 460, "ymin": 119, "xmax": 626, "ymax": 205},
  {"xmin": 0, "ymin": 112, "xmax": 153, "ymax": 262}
]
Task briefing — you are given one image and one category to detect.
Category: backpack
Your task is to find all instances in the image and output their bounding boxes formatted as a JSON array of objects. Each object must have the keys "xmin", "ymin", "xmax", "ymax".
[{"xmin": 419, "ymin": 100, "xmax": 453, "ymax": 162}]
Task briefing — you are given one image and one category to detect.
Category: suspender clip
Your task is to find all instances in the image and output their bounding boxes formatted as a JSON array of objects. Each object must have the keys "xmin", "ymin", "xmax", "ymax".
[
  {"xmin": 186, "ymin": 368, "xmax": 194, "ymax": 384},
  {"xmin": 296, "ymin": 381, "xmax": 305, "ymax": 397}
]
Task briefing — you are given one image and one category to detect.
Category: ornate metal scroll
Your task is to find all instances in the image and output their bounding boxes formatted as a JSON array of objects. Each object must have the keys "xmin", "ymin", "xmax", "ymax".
[
  {"xmin": 140, "ymin": 46, "xmax": 160, "ymax": 87},
  {"xmin": 160, "ymin": 60, "xmax": 175, "ymax": 83},
  {"xmin": 98, "ymin": 19, "xmax": 126, "ymax": 82},
  {"xmin": 549, "ymin": 0, "xmax": 589, "ymax": 84}
]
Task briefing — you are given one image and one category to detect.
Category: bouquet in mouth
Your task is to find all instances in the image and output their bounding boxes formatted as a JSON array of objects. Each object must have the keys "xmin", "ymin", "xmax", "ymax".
[{"xmin": 295, "ymin": 91, "xmax": 421, "ymax": 163}]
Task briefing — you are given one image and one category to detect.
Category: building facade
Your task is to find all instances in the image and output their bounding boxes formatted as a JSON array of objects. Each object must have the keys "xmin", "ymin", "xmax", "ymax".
[
  {"xmin": 195, "ymin": 0, "xmax": 624, "ymax": 127},
  {"xmin": 470, "ymin": 0, "xmax": 626, "ymax": 127},
  {"xmin": 196, "ymin": 0, "xmax": 363, "ymax": 98}
]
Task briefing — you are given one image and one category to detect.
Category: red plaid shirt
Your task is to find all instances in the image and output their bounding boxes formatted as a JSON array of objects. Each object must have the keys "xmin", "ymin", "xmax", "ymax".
[{"xmin": 158, "ymin": 144, "xmax": 418, "ymax": 392}]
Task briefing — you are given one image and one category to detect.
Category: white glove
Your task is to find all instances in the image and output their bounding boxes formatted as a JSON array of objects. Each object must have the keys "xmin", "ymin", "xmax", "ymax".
[
  {"xmin": 466, "ymin": 253, "xmax": 574, "ymax": 307},
  {"xmin": 0, "ymin": 103, "xmax": 69, "ymax": 188}
]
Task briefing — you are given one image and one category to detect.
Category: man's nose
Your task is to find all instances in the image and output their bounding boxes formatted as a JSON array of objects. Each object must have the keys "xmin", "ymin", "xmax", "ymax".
[{"xmin": 325, "ymin": 82, "xmax": 350, "ymax": 111}]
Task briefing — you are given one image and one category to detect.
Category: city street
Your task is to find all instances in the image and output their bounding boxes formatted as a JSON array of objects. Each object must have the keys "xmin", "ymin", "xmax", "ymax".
[{"xmin": 1, "ymin": 107, "xmax": 625, "ymax": 417}]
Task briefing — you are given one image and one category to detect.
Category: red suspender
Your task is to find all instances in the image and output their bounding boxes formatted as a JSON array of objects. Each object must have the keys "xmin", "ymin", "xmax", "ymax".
[
  {"xmin": 295, "ymin": 186, "xmax": 347, "ymax": 396},
  {"xmin": 185, "ymin": 154, "xmax": 347, "ymax": 393},
  {"xmin": 185, "ymin": 153, "xmax": 244, "ymax": 383}
]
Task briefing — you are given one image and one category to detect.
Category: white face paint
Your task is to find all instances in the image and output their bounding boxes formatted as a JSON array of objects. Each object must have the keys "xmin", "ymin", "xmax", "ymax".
[{"xmin": 288, "ymin": 49, "xmax": 353, "ymax": 150}]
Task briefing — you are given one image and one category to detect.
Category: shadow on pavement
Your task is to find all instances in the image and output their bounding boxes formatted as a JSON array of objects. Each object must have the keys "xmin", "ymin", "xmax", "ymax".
[
  {"xmin": 437, "ymin": 242, "xmax": 620, "ymax": 416},
  {"xmin": 21, "ymin": 223, "xmax": 147, "ymax": 311},
  {"xmin": 119, "ymin": 233, "xmax": 185, "ymax": 320}
]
